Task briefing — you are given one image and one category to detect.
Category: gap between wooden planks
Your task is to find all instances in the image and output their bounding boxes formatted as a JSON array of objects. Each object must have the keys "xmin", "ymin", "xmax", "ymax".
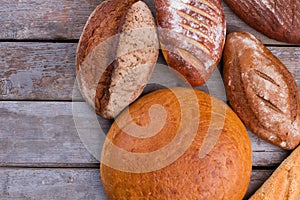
[
  {"xmin": 0, "ymin": 167, "xmax": 272, "ymax": 200},
  {"xmin": 0, "ymin": 101, "xmax": 291, "ymax": 168},
  {"xmin": 0, "ymin": 0, "xmax": 291, "ymax": 44},
  {"xmin": 0, "ymin": 42, "xmax": 299, "ymax": 100}
]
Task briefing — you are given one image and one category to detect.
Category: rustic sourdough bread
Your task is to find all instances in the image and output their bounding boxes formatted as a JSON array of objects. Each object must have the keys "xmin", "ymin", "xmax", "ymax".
[
  {"xmin": 76, "ymin": 0, "xmax": 159, "ymax": 119},
  {"xmin": 155, "ymin": 0, "xmax": 226, "ymax": 86},
  {"xmin": 250, "ymin": 145, "xmax": 300, "ymax": 200},
  {"xmin": 224, "ymin": 0, "xmax": 300, "ymax": 44},
  {"xmin": 223, "ymin": 32, "xmax": 300, "ymax": 150},
  {"xmin": 100, "ymin": 88, "xmax": 252, "ymax": 199}
]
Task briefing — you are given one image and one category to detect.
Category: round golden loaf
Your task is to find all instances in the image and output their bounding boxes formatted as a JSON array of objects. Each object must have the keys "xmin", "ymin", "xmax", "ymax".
[{"xmin": 100, "ymin": 88, "xmax": 252, "ymax": 199}]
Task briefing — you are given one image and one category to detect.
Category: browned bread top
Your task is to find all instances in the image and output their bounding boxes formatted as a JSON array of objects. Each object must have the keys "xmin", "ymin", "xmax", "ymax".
[
  {"xmin": 76, "ymin": 0, "xmax": 138, "ymax": 116},
  {"xmin": 224, "ymin": 0, "xmax": 300, "ymax": 44},
  {"xmin": 76, "ymin": 0, "xmax": 138, "ymax": 67},
  {"xmin": 250, "ymin": 145, "xmax": 300, "ymax": 200},
  {"xmin": 100, "ymin": 88, "xmax": 252, "ymax": 199},
  {"xmin": 155, "ymin": 0, "xmax": 226, "ymax": 86},
  {"xmin": 223, "ymin": 32, "xmax": 300, "ymax": 150},
  {"xmin": 99, "ymin": 1, "xmax": 159, "ymax": 118}
]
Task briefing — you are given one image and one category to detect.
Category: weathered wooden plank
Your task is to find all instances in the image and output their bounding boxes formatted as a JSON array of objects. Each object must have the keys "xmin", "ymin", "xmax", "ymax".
[
  {"xmin": 0, "ymin": 43, "xmax": 299, "ymax": 100},
  {"xmin": 0, "ymin": 0, "xmax": 102, "ymax": 40},
  {"xmin": 245, "ymin": 170, "xmax": 274, "ymax": 199},
  {"xmin": 0, "ymin": 42, "xmax": 82, "ymax": 100},
  {"xmin": 0, "ymin": 0, "xmax": 294, "ymax": 45},
  {"xmin": 0, "ymin": 101, "xmax": 99, "ymax": 167},
  {"xmin": 0, "ymin": 168, "xmax": 106, "ymax": 200},
  {"xmin": 0, "ymin": 101, "xmax": 291, "ymax": 167},
  {"xmin": 0, "ymin": 0, "xmax": 154, "ymax": 40},
  {"xmin": 0, "ymin": 167, "xmax": 272, "ymax": 200}
]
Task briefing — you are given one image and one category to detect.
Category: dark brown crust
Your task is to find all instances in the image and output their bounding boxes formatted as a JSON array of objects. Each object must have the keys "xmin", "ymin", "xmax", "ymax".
[
  {"xmin": 76, "ymin": 0, "xmax": 138, "ymax": 68},
  {"xmin": 76, "ymin": 0, "xmax": 138, "ymax": 118},
  {"xmin": 155, "ymin": 0, "xmax": 226, "ymax": 86},
  {"xmin": 95, "ymin": 62, "xmax": 116, "ymax": 115},
  {"xmin": 76, "ymin": 0, "xmax": 160, "ymax": 119},
  {"xmin": 95, "ymin": 9, "xmax": 130, "ymax": 116},
  {"xmin": 224, "ymin": 0, "xmax": 300, "ymax": 44},
  {"xmin": 223, "ymin": 32, "xmax": 300, "ymax": 150}
]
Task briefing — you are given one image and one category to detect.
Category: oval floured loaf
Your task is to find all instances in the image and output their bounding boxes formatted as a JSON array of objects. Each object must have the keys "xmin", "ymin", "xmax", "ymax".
[
  {"xmin": 155, "ymin": 0, "xmax": 226, "ymax": 86},
  {"xmin": 76, "ymin": 0, "xmax": 159, "ymax": 119},
  {"xmin": 223, "ymin": 32, "xmax": 300, "ymax": 149},
  {"xmin": 100, "ymin": 87, "xmax": 252, "ymax": 199}
]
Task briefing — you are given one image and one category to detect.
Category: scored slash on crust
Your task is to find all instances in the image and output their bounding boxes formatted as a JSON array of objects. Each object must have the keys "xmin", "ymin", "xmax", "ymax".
[
  {"xmin": 177, "ymin": 33, "xmax": 211, "ymax": 55},
  {"xmin": 171, "ymin": 0, "xmax": 219, "ymax": 23},
  {"xmin": 169, "ymin": 0, "xmax": 221, "ymax": 49},
  {"xmin": 253, "ymin": 69, "xmax": 280, "ymax": 87},
  {"xmin": 180, "ymin": 23, "xmax": 214, "ymax": 44},
  {"xmin": 223, "ymin": 32, "xmax": 300, "ymax": 149},
  {"xmin": 157, "ymin": 0, "xmax": 225, "ymax": 86},
  {"xmin": 255, "ymin": 93, "xmax": 284, "ymax": 114},
  {"xmin": 177, "ymin": 48, "xmax": 208, "ymax": 73},
  {"xmin": 176, "ymin": 10, "xmax": 210, "ymax": 30}
]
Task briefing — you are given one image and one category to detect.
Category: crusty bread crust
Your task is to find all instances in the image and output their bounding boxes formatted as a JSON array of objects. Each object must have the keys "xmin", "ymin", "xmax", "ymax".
[
  {"xmin": 224, "ymin": 0, "xmax": 300, "ymax": 44},
  {"xmin": 100, "ymin": 88, "xmax": 252, "ymax": 199},
  {"xmin": 76, "ymin": 0, "xmax": 138, "ymax": 116},
  {"xmin": 76, "ymin": 0, "xmax": 158, "ymax": 119},
  {"xmin": 250, "ymin": 145, "xmax": 300, "ymax": 200},
  {"xmin": 223, "ymin": 32, "xmax": 300, "ymax": 149},
  {"xmin": 155, "ymin": 0, "xmax": 226, "ymax": 86},
  {"xmin": 76, "ymin": 0, "xmax": 138, "ymax": 66}
]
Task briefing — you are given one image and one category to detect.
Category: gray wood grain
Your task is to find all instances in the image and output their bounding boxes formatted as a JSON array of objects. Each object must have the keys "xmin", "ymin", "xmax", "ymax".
[
  {"xmin": 0, "ymin": 43, "xmax": 299, "ymax": 101},
  {"xmin": 0, "ymin": 0, "xmax": 154, "ymax": 40},
  {"xmin": 0, "ymin": 42, "xmax": 82, "ymax": 100},
  {"xmin": 0, "ymin": 167, "xmax": 272, "ymax": 200},
  {"xmin": 0, "ymin": 101, "xmax": 98, "ymax": 167},
  {"xmin": 0, "ymin": 0, "xmax": 293, "ymax": 45},
  {"xmin": 0, "ymin": 0, "xmax": 102, "ymax": 40},
  {"xmin": 0, "ymin": 101, "xmax": 290, "ymax": 167},
  {"xmin": 0, "ymin": 168, "xmax": 106, "ymax": 200},
  {"xmin": 245, "ymin": 170, "xmax": 274, "ymax": 199}
]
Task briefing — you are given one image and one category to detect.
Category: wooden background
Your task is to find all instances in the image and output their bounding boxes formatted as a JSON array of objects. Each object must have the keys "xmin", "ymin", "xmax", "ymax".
[{"xmin": 0, "ymin": 0, "xmax": 299, "ymax": 199}]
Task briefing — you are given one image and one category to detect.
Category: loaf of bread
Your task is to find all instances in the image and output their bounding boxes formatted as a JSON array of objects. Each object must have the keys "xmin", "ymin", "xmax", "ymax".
[
  {"xmin": 155, "ymin": 0, "xmax": 226, "ymax": 86},
  {"xmin": 76, "ymin": 0, "xmax": 159, "ymax": 119},
  {"xmin": 250, "ymin": 145, "xmax": 300, "ymax": 199},
  {"xmin": 224, "ymin": 0, "xmax": 300, "ymax": 44},
  {"xmin": 223, "ymin": 32, "xmax": 300, "ymax": 150},
  {"xmin": 100, "ymin": 87, "xmax": 252, "ymax": 199}
]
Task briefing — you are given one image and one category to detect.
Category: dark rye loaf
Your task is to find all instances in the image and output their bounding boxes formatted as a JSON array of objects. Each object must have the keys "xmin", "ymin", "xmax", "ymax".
[{"xmin": 76, "ymin": 0, "xmax": 159, "ymax": 119}]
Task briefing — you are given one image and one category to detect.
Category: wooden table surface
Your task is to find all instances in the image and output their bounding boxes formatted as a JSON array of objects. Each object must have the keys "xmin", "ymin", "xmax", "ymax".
[{"xmin": 0, "ymin": 0, "xmax": 299, "ymax": 199}]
